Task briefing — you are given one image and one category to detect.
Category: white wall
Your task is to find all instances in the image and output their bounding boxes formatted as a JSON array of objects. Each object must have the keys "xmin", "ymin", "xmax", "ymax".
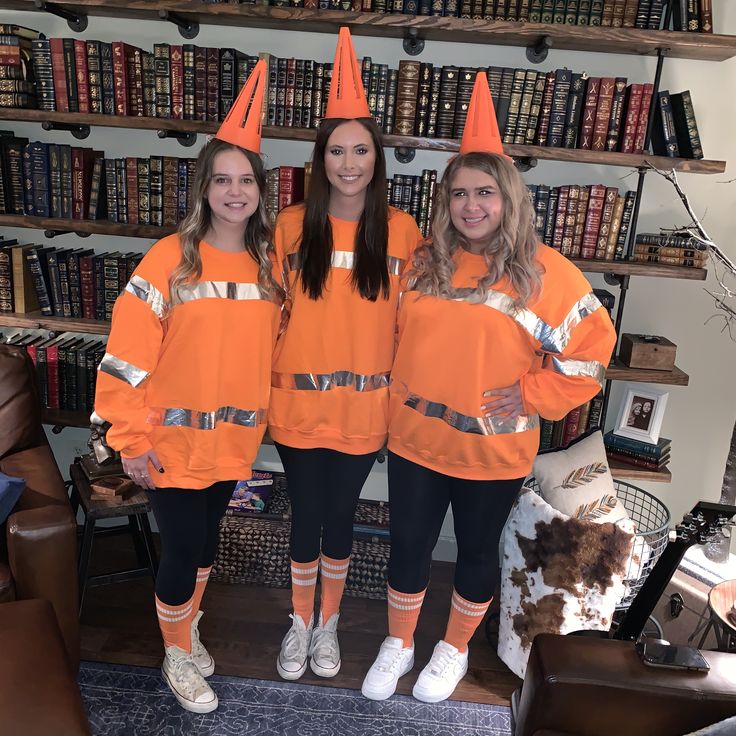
[{"xmin": 2, "ymin": 3, "xmax": 735, "ymax": 558}]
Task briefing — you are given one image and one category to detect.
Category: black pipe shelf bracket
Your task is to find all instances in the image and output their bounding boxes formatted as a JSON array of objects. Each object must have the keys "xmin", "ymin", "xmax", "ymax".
[
  {"xmin": 34, "ymin": 0, "xmax": 88, "ymax": 32},
  {"xmin": 513, "ymin": 156, "xmax": 537, "ymax": 173},
  {"xmin": 157, "ymin": 129, "xmax": 198, "ymax": 147},
  {"xmin": 403, "ymin": 28, "xmax": 425, "ymax": 57},
  {"xmin": 158, "ymin": 9, "xmax": 200, "ymax": 40},
  {"xmin": 604, "ymin": 272, "xmax": 628, "ymax": 287},
  {"xmin": 44, "ymin": 229, "xmax": 91, "ymax": 239},
  {"xmin": 394, "ymin": 146, "xmax": 416, "ymax": 164},
  {"xmin": 526, "ymin": 35, "xmax": 552, "ymax": 64},
  {"xmin": 41, "ymin": 120, "xmax": 91, "ymax": 140}
]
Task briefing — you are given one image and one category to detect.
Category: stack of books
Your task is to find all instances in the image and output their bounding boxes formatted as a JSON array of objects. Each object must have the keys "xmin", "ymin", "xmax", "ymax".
[
  {"xmin": 633, "ymin": 231, "xmax": 708, "ymax": 268},
  {"xmin": 0, "ymin": 24, "xmax": 37, "ymax": 109},
  {"xmin": 603, "ymin": 430, "xmax": 671, "ymax": 471}
]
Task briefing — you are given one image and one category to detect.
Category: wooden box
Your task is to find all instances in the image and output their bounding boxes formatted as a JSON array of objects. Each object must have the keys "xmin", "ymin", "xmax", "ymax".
[{"xmin": 619, "ymin": 333, "xmax": 677, "ymax": 370}]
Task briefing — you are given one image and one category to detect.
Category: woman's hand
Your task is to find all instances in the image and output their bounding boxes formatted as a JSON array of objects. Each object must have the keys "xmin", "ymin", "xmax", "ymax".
[
  {"xmin": 122, "ymin": 450, "xmax": 164, "ymax": 490},
  {"xmin": 482, "ymin": 382, "xmax": 524, "ymax": 421}
]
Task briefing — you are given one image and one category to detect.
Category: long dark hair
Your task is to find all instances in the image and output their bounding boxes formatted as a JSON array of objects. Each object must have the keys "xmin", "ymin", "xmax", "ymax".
[{"xmin": 299, "ymin": 117, "xmax": 389, "ymax": 301}]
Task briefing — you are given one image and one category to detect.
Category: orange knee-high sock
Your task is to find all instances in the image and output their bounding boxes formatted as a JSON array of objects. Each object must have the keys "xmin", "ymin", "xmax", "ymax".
[
  {"xmin": 291, "ymin": 558, "xmax": 319, "ymax": 625},
  {"xmin": 387, "ymin": 586, "xmax": 425, "ymax": 648},
  {"xmin": 155, "ymin": 594, "xmax": 195, "ymax": 652},
  {"xmin": 444, "ymin": 589, "xmax": 491, "ymax": 653},
  {"xmin": 190, "ymin": 566, "xmax": 212, "ymax": 616},
  {"xmin": 319, "ymin": 554, "xmax": 350, "ymax": 622}
]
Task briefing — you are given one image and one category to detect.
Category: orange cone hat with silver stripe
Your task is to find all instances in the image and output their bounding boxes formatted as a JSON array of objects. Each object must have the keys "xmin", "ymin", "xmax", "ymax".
[
  {"xmin": 459, "ymin": 71, "xmax": 511, "ymax": 160},
  {"xmin": 215, "ymin": 58, "xmax": 267, "ymax": 153},
  {"xmin": 325, "ymin": 27, "xmax": 371, "ymax": 120}
]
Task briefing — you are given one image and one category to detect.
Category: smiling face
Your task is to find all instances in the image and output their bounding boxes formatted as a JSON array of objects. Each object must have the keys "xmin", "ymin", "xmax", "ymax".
[
  {"xmin": 205, "ymin": 148, "xmax": 260, "ymax": 230},
  {"xmin": 323, "ymin": 119, "xmax": 376, "ymax": 206},
  {"xmin": 448, "ymin": 166, "xmax": 505, "ymax": 253}
]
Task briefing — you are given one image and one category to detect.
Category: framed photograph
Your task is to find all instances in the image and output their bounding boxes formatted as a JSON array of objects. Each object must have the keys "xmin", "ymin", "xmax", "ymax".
[{"xmin": 613, "ymin": 385, "xmax": 669, "ymax": 445}]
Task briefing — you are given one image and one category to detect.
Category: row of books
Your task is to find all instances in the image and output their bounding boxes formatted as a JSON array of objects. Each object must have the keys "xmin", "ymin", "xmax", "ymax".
[
  {"xmin": 651, "ymin": 89, "xmax": 703, "ymax": 160},
  {"xmin": 529, "ymin": 183, "xmax": 637, "ymax": 261},
  {"xmin": 539, "ymin": 392, "xmax": 606, "ymax": 450},
  {"xmin": 0, "ymin": 236, "xmax": 143, "ymax": 319},
  {"xmin": 0, "ymin": 25, "xmax": 37, "ymax": 109},
  {"xmin": 632, "ymin": 231, "xmax": 709, "ymax": 267},
  {"xmin": 603, "ymin": 430, "xmax": 671, "ymax": 471},
  {"xmin": 3, "ymin": 330, "xmax": 105, "ymax": 413}
]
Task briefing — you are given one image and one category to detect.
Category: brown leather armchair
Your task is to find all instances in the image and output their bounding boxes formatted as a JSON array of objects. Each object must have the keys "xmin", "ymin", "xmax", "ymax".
[{"xmin": 0, "ymin": 344, "xmax": 79, "ymax": 671}]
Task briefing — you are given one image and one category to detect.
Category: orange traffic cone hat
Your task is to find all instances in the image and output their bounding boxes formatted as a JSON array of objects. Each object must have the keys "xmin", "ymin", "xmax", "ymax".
[
  {"xmin": 459, "ymin": 71, "xmax": 511, "ymax": 159},
  {"xmin": 215, "ymin": 58, "xmax": 267, "ymax": 153},
  {"xmin": 325, "ymin": 27, "xmax": 371, "ymax": 120}
]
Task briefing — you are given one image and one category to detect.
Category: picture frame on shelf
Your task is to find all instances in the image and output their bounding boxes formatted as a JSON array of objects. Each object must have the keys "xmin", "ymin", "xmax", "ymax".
[{"xmin": 613, "ymin": 384, "xmax": 669, "ymax": 445}]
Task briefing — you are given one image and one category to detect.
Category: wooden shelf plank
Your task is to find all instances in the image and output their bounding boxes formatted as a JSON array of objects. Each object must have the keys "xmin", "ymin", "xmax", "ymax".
[
  {"xmin": 608, "ymin": 457, "xmax": 672, "ymax": 483},
  {"xmin": 0, "ymin": 310, "xmax": 111, "ymax": 335},
  {"xmin": 0, "ymin": 213, "xmax": 173, "ymax": 239},
  {"xmin": 606, "ymin": 360, "xmax": 689, "ymax": 386},
  {"xmin": 5, "ymin": 0, "xmax": 736, "ymax": 61},
  {"xmin": 1, "ymin": 108, "xmax": 726, "ymax": 174},
  {"xmin": 570, "ymin": 258, "xmax": 707, "ymax": 280}
]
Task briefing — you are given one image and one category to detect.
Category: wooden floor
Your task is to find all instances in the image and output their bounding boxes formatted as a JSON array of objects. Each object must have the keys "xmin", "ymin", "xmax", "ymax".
[{"xmin": 80, "ymin": 533, "xmax": 520, "ymax": 707}]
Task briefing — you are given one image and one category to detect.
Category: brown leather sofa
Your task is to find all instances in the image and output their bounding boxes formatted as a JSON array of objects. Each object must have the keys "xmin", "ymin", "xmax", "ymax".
[
  {"xmin": 514, "ymin": 633, "xmax": 736, "ymax": 736},
  {"xmin": 0, "ymin": 343, "xmax": 79, "ymax": 670}
]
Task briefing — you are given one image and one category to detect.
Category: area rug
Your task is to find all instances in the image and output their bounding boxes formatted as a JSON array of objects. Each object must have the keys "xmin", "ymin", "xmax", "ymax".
[{"xmin": 79, "ymin": 661, "xmax": 513, "ymax": 736}]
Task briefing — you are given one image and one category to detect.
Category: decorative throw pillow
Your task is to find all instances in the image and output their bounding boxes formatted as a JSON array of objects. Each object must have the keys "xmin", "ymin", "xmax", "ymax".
[
  {"xmin": 497, "ymin": 487, "xmax": 635, "ymax": 679},
  {"xmin": 532, "ymin": 429, "xmax": 629, "ymax": 524},
  {"xmin": 0, "ymin": 471, "xmax": 25, "ymax": 524}
]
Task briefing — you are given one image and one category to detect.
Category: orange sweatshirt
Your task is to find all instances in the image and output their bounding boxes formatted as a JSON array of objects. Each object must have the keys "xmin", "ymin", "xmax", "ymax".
[
  {"xmin": 94, "ymin": 234, "xmax": 282, "ymax": 489},
  {"xmin": 269, "ymin": 204, "xmax": 422, "ymax": 454},
  {"xmin": 388, "ymin": 244, "xmax": 617, "ymax": 480}
]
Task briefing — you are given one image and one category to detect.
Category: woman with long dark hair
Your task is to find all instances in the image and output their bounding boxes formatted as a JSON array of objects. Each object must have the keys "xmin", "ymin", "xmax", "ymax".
[
  {"xmin": 94, "ymin": 63, "xmax": 283, "ymax": 713},
  {"xmin": 270, "ymin": 28, "xmax": 422, "ymax": 682}
]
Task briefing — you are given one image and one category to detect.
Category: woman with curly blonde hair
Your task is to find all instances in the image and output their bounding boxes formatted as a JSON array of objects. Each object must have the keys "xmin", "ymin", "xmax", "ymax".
[{"xmin": 362, "ymin": 73, "xmax": 616, "ymax": 705}]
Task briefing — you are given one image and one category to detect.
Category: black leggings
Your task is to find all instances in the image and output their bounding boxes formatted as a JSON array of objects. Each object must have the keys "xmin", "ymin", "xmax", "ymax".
[
  {"xmin": 387, "ymin": 451, "xmax": 524, "ymax": 603},
  {"xmin": 146, "ymin": 481, "xmax": 236, "ymax": 606},
  {"xmin": 275, "ymin": 442, "xmax": 378, "ymax": 563}
]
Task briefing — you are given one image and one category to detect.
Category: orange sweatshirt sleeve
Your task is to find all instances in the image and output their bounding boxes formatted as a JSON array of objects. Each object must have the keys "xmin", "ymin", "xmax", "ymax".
[
  {"xmin": 94, "ymin": 251, "xmax": 169, "ymax": 458},
  {"xmin": 519, "ymin": 254, "xmax": 617, "ymax": 421}
]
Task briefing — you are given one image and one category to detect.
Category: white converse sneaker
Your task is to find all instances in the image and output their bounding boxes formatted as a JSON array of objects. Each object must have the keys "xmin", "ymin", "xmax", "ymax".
[
  {"xmin": 412, "ymin": 640, "xmax": 469, "ymax": 703},
  {"xmin": 162, "ymin": 645, "xmax": 218, "ymax": 713},
  {"xmin": 361, "ymin": 636, "xmax": 415, "ymax": 701},
  {"xmin": 310, "ymin": 612, "xmax": 341, "ymax": 678},
  {"xmin": 191, "ymin": 610, "xmax": 215, "ymax": 677},
  {"xmin": 277, "ymin": 613, "xmax": 313, "ymax": 681}
]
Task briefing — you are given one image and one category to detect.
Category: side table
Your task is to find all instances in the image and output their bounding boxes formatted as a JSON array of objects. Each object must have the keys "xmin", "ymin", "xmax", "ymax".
[{"xmin": 69, "ymin": 461, "xmax": 158, "ymax": 615}]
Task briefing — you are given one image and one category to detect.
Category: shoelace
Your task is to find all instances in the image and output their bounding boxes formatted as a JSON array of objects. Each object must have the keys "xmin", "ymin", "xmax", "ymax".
[
  {"xmin": 283, "ymin": 616, "xmax": 311, "ymax": 661},
  {"xmin": 374, "ymin": 644, "xmax": 408, "ymax": 673},
  {"xmin": 426, "ymin": 645, "xmax": 458, "ymax": 677},
  {"xmin": 191, "ymin": 625, "xmax": 205, "ymax": 656},
  {"xmin": 310, "ymin": 627, "xmax": 339, "ymax": 661},
  {"xmin": 171, "ymin": 655, "xmax": 208, "ymax": 698}
]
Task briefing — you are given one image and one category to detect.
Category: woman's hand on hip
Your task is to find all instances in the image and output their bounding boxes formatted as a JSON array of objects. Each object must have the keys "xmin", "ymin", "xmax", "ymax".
[
  {"xmin": 122, "ymin": 450, "xmax": 164, "ymax": 490},
  {"xmin": 482, "ymin": 382, "xmax": 524, "ymax": 421}
]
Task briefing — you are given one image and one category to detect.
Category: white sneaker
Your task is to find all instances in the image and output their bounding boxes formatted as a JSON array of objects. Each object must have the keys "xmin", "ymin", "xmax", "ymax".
[
  {"xmin": 361, "ymin": 636, "xmax": 415, "ymax": 701},
  {"xmin": 161, "ymin": 645, "xmax": 218, "ymax": 713},
  {"xmin": 191, "ymin": 610, "xmax": 215, "ymax": 677},
  {"xmin": 310, "ymin": 612, "xmax": 341, "ymax": 678},
  {"xmin": 277, "ymin": 613, "xmax": 313, "ymax": 681},
  {"xmin": 412, "ymin": 640, "xmax": 469, "ymax": 703}
]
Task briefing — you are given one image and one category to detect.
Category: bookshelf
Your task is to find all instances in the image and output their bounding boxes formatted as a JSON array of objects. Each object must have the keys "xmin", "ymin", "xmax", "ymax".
[{"xmin": 5, "ymin": 0, "xmax": 736, "ymax": 61}]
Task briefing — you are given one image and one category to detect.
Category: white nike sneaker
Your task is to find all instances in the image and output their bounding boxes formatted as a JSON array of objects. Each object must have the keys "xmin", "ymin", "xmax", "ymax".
[
  {"xmin": 361, "ymin": 636, "xmax": 415, "ymax": 701},
  {"xmin": 191, "ymin": 610, "xmax": 215, "ymax": 677},
  {"xmin": 277, "ymin": 613, "xmax": 313, "ymax": 681},
  {"xmin": 162, "ymin": 645, "xmax": 218, "ymax": 713},
  {"xmin": 412, "ymin": 639, "xmax": 469, "ymax": 703},
  {"xmin": 310, "ymin": 612, "xmax": 341, "ymax": 678}
]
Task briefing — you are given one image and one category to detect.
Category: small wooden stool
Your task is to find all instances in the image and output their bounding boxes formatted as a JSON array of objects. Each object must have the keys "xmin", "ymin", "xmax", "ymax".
[
  {"xmin": 69, "ymin": 461, "xmax": 158, "ymax": 615},
  {"xmin": 698, "ymin": 579, "xmax": 736, "ymax": 653}
]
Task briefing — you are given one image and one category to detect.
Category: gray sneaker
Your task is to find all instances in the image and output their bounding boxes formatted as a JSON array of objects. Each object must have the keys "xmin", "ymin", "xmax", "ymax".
[
  {"xmin": 191, "ymin": 610, "xmax": 215, "ymax": 677},
  {"xmin": 277, "ymin": 613, "xmax": 313, "ymax": 681},
  {"xmin": 309, "ymin": 612, "xmax": 341, "ymax": 678},
  {"xmin": 162, "ymin": 645, "xmax": 218, "ymax": 713}
]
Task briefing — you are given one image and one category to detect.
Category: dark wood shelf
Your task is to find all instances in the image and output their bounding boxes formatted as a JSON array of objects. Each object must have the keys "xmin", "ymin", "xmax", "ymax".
[
  {"xmin": 5, "ymin": 0, "xmax": 736, "ymax": 61},
  {"xmin": 608, "ymin": 456, "xmax": 672, "ymax": 483},
  {"xmin": 569, "ymin": 258, "xmax": 707, "ymax": 280},
  {"xmin": 1, "ymin": 108, "xmax": 726, "ymax": 174},
  {"xmin": 606, "ymin": 360, "xmax": 689, "ymax": 386},
  {"xmin": 0, "ymin": 310, "xmax": 111, "ymax": 335},
  {"xmin": 43, "ymin": 407, "xmax": 91, "ymax": 430},
  {"xmin": 0, "ymin": 213, "xmax": 173, "ymax": 240}
]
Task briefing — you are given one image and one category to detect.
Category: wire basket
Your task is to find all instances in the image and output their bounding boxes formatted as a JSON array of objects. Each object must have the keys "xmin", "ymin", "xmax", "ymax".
[{"xmin": 525, "ymin": 478, "xmax": 670, "ymax": 610}]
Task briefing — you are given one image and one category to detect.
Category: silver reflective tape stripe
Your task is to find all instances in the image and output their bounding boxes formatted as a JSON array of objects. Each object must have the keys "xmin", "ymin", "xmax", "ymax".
[
  {"xmin": 272, "ymin": 370, "xmax": 390, "ymax": 392},
  {"xmin": 404, "ymin": 392, "xmax": 539, "ymax": 436},
  {"xmin": 155, "ymin": 406, "xmax": 267, "ymax": 430},
  {"xmin": 473, "ymin": 290, "xmax": 604, "ymax": 355},
  {"xmin": 98, "ymin": 352, "xmax": 150, "ymax": 388},
  {"xmin": 126, "ymin": 275, "xmax": 167, "ymax": 319},
  {"xmin": 550, "ymin": 356, "xmax": 606, "ymax": 386},
  {"xmin": 178, "ymin": 281, "xmax": 266, "ymax": 302},
  {"xmin": 286, "ymin": 251, "xmax": 404, "ymax": 275}
]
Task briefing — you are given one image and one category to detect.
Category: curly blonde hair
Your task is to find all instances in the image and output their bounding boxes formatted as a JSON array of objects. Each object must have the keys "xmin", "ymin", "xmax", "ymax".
[
  {"xmin": 408, "ymin": 152, "xmax": 542, "ymax": 308},
  {"xmin": 169, "ymin": 139, "xmax": 284, "ymax": 306}
]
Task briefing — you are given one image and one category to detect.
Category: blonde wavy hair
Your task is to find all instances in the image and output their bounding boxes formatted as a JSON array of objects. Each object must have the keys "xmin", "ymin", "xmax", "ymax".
[
  {"xmin": 169, "ymin": 138, "xmax": 284, "ymax": 306},
  {"xmin": 408, "ymin": 152, "xmax": 542, "ymax": 308}
]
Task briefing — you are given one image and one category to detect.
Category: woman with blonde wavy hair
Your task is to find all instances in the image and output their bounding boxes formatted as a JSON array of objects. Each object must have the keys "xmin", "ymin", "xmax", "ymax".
[
  {"xmin": 362, "ymin": 73, "xmax": 616, "ymax": 705},
  {"xmin": 94, "ymin": 62, "xmax": 283, "ymax": 714}
]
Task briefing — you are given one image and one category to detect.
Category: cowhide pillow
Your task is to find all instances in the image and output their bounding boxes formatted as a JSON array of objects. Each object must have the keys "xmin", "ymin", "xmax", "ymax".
[
  {"xmin": 532, "ymin": 429, "xmax": 629, "ymax": 524},
  {"xmin": 498, "ymin": 487, "xmax": 635, "ymax": 679}
]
